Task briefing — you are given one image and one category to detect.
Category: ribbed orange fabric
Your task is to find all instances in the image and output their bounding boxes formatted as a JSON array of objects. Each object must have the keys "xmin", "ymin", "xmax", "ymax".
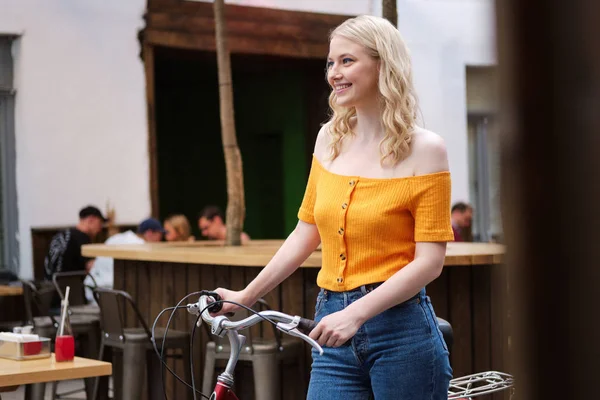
[{"xmin": 298, "ymin": 156, "xmax": 454, "ymax": 291}]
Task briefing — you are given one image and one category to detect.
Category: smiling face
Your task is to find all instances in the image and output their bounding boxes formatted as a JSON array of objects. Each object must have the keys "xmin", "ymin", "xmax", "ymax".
[{"xmin": 327, "ymin": 35, "xmax": 380, "ymax": 109}]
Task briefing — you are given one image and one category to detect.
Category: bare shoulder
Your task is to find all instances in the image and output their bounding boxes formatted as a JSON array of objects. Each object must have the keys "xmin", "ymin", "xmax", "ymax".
[
  {"xmin": 410, "ymin": 127, "xmax": 449, "ymax": 175},
  {"xmin": 313, "ymin": 122, "xmax": 332, "ymax": 163}
]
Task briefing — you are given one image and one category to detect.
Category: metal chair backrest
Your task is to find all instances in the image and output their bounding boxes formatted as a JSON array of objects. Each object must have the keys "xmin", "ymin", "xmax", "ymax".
[
  {"xmin": 93, "ymin": 287, "xmax": 152, "ymax": 344},
  {"xmin": 21, "ymin": 280, "xmax": 59, "ymax": 328},
  {"xmin": 52, "ymin": 271, "xmax": 97, "ymax": 306}
]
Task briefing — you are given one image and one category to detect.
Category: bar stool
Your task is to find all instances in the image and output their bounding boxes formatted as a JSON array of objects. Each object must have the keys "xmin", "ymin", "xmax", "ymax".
[
  {"xmin": 202, "ymin": 299, "xmax": 304, "ymax": 400},
  {"xmin": 91, "ymin": 288, "xmax": 192, "ymax": 400},
  {"xmin": 437, "ymin": 317, "xmax": 454, "ymax": 353}
]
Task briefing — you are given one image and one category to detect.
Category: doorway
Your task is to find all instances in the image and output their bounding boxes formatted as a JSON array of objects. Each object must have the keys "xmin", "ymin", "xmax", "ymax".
[{"xmin": 153, "ymin": 48, "xmax": 330, "ymax": 239}]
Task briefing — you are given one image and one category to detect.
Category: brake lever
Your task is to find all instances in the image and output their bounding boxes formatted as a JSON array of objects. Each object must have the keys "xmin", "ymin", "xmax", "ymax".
[
  {"xmin": 276, "ymin": 316, "xmax": 324, "ymax": 355},
  {"xmin": 187, "ymin": 295, "xmax": 235, "ymax": 320}
]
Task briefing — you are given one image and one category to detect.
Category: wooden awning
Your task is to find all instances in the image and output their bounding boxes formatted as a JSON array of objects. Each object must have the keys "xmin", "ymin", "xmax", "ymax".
[{"xmin": 143, "ymin": 0, "xmax": 351, "ymax": 59}]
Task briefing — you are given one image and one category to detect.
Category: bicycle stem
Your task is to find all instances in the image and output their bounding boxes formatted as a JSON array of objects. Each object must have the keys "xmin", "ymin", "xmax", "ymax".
[{"xmin": 220, "ymin": 329, "xmax": 246, "ymax": 384}]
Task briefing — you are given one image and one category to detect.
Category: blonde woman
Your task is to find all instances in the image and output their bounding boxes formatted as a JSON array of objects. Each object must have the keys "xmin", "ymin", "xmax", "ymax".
[
  {"xmin": 164, "ymin": 214, "xmax": 193, "ymax": 242},
  {"xmin": 212, "ymin": 15, "xmax": 453, "ymax": 399}
]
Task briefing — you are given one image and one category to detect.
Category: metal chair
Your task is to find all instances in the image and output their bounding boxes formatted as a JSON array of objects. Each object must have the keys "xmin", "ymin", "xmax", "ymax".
[
  {"xmin": 91, "ymin": 288, "xmax": 192, "ymax": 400},
  {"xmin": 202, "ymin": 299, "xmax": 305, "ymax": 400},
  {"xmin": 52, "ymin": 271, "xmax": 100, "ymax": 315}
]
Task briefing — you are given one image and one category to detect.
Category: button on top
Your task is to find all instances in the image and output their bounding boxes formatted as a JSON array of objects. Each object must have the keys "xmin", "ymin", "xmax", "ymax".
[
  {"xmin": 342, "ymin": 203, "xmax": 348, "ymax": 209},
  {"xmin": 340, "ymin": 253, "xmax": 346, "ymax": 260},
  {"xmin": 336, "ymin": 277, "xmax": 344, "ymax": 283},
  {"xmin": 349, "ymin": 180, "xmax": 356, "ymax": 186},
  {"xmin": 338, "ymin": 228, "xmax": 344, "ymax": 235}
]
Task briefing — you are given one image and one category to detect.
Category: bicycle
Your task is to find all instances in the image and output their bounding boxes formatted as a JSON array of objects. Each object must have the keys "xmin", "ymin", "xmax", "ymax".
[{"xmin": 152, "ymin": 291, "xmax": 514, "ymax": 400}]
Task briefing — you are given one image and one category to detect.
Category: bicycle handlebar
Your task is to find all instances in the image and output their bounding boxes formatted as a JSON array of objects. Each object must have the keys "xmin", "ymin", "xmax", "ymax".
[{"xmin": 187, "ymin": 295, "xmax": 324, "ymax": 356}]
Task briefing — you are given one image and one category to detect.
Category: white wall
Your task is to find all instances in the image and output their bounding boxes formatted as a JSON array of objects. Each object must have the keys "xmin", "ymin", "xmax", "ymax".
[
  {"xmin": 0, "ymin": 0, "xmax": 149, "ymax": 278},
  {"xmin": 191, "ymin": 0, "xmax": 497, "ymax": 204}
]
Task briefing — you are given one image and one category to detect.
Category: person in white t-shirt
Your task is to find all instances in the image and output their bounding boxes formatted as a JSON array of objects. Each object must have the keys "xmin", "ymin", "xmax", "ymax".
[{"xmin": 85, "ymin": 218, "xmax": 165, "ymax": 301}]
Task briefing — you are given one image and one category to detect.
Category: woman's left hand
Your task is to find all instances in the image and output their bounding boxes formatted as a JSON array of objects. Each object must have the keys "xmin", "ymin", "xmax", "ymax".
[{"xmin": 309, "ymin": 309, "xmax": 363, "ymax": 347}]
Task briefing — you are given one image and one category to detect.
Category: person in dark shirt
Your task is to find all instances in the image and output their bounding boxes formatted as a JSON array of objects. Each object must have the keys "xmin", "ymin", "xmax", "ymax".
[
  {"xmin": 451, "ymin": 202, "xmax": 473, "ymax": 242},
  {"xmin": 44, "ymin": 205, "xmax": 107, "ymax": 280}
]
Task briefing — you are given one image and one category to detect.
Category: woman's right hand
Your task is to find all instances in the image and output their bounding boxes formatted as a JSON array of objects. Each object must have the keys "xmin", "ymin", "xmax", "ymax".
[{"xmin": 211, "ymin": 287, "xmax": 254, "ymax": 316}]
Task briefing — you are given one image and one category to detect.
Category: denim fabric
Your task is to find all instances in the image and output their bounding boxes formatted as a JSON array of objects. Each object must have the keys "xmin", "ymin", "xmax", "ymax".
[{"xmin": 307, "ymin": 286, "xmax": 452, "ymax": 400}]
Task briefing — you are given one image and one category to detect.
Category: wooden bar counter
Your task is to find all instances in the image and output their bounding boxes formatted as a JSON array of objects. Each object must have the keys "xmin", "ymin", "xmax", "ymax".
[{"xmin": 83, "ymin": 240, "xmax": 507, "ymax": 400}]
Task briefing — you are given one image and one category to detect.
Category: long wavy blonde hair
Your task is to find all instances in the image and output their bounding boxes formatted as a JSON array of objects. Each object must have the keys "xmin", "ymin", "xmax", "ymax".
[
  {"xmin": 326, "ymin": 15, "xmax": 419, "ymax": 165},
  {"xmin": 164, "ymin": 214, "xmax": 192, "ymax": 241}
]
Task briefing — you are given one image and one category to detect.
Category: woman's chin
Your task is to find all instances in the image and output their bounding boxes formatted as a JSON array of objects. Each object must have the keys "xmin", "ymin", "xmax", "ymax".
[{"xmin": 334, "ymin": 96, "xmax": 355, "ymax": 108}]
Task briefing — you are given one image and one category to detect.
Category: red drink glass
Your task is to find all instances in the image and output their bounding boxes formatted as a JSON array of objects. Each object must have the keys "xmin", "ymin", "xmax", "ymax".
[{"xmin": 55, "ymin": 335, "xmax": 75, "ymax": 362}]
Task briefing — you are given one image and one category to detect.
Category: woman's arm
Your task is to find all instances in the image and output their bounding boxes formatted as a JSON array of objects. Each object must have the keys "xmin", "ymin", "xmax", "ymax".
[
  {"xmin": 349, "ymin": 241, "xmax": 446, "ymax": 321},
  {"xmin": 214, "ymin": 220, "xmax": 321, "ymax": 314},
  {"xmin": 309, "ymin": 243, "xmax": 446, "ymax": 347},
  {"xmin": 245, "ymin": 221, "xmax": 321, "ymax": 303}
]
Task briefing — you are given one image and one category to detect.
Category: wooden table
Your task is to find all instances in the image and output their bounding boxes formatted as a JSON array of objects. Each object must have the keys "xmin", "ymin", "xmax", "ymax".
[
  {"xmin": 0, "ymin": 354, "xmax": 111, "ymax": 393},
  {"xmin": 82, "ymin": 240, "xmax": 504, "ymax": 267},
  {"xmin": 0, "ymin": 286, "xmax": 23, "ymax": 296},
  {"xmin": 83, "ymin": 240, "xmax": 508, "ymax": 400}
]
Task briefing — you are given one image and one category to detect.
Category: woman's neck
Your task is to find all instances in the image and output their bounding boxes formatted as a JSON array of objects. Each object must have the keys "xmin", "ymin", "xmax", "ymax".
[{"xmin": 353, "ymin": 100, "xmax": 384, "ymax": 142}]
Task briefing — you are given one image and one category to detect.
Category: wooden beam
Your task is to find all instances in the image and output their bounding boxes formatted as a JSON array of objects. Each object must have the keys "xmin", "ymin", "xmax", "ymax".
[
  {"xmin": 148, "ymin": 0, "xmax": 349, "ymax": 27},
  {"xmin": 146, "ymin": 12, "xmax": 334, "ymax": 43},
  {"xmin": 144, "ymin": 29, "xmax": 330, "ymax": 59}
]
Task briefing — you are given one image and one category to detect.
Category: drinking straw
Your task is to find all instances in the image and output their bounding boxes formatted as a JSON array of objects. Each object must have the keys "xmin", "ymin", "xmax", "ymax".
[{"xmin": 59, "ymin": 286, "xmax": 70, "ymax": 336}]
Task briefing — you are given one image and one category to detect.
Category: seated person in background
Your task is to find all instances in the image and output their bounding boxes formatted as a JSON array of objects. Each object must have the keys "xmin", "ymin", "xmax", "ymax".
[
  {"xmin": 85, "ymin": 217, "xmax": 165, "ymax": 302},
  {"xmin": 164, "ymin": 214, "xmax": 194, "ymax": 242},
  {"xmin": 451, "ymin": 202, "xmax": 473, "ymax": 242},
  {"xmin": 44, "ymin": 205, "xmax": 106, "ymax": 281},
  {"xmin": 136, "ymin": 218, "xmax": 165, "ymax": 243},
  {"xmin": 198, "ymin": 205, "xmax": 250, "ymax": 244}
]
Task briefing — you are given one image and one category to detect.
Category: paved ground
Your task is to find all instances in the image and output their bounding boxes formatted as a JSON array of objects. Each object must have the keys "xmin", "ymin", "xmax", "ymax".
[{"xmin": 2, "ymin": 379, "xmax": 111, "ymax": 400}]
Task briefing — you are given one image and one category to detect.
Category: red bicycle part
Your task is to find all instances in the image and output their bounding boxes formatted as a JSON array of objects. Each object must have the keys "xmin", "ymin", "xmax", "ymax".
[{"xmin": 212, "ymin": 382, "xmax": 239, "ymax": 400}]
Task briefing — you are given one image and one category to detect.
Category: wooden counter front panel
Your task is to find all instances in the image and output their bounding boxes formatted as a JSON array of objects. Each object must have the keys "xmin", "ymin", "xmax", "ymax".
[{"xmin": 114, "ymin": 260, "xmax": 508, "ymax": 400}]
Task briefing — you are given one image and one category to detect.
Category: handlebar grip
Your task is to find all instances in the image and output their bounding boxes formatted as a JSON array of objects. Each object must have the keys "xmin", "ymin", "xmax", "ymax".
[
  {"xmin": 297, "ymin": 317, "xmax": 352, "ymax": 347},
  {"xmin": 297, "ymin": 317, "xmax": 318, "ymax": 334},
  {"xmin": 206, "ymin": 292, "xmax": 223, "ymax": 313}
]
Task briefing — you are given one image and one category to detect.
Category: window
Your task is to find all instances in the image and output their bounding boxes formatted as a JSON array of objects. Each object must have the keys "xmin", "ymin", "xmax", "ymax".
[
  {"xmin": 468, "ymin": 115, "xmax": 502, "ymax": 242},
  {"xmin": 0, "ymin": 36, "xmax": 19, "ymax": 272},
  {"xmin": 466, "ymin": 66, "xmax": 501, "ymax": 242}
]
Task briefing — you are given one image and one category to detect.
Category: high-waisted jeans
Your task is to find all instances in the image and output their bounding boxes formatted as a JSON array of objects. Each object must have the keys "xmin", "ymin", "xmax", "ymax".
[{"xmin": 306, "ymin": 285, "xmax": 452, "ymax": 400}]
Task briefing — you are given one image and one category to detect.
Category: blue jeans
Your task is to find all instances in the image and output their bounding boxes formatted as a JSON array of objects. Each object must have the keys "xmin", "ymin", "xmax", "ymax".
[{"xmin": 307, "ymin": 286, "xmax": 452, "ymax": 400}]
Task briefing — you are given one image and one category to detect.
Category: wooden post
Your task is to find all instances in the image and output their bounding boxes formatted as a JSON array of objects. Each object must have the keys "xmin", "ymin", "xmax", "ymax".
[
  {"xmin": 213, "ymin": 0, "xmax": 245, "ymax": 246},
  {"xmin": 143, "ymin": 43, "xmax": 160, "ymax": 218},
  {"xmin": 382, "ymin": 0, "xmax": 398, "ymax": 26},
  {"xmin": 497, "ymin": 1, "xmax": 600, "ymax": 398}
]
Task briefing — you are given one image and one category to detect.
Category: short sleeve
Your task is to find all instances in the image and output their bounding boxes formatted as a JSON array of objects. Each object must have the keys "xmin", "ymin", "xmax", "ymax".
[
  {"xmin": 409, "ymin": 172, "xmax": 455, "ymax": 242},
  {"xmin": 297, "ymin": 156, "xmax": 322, "ymax": 224}
]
